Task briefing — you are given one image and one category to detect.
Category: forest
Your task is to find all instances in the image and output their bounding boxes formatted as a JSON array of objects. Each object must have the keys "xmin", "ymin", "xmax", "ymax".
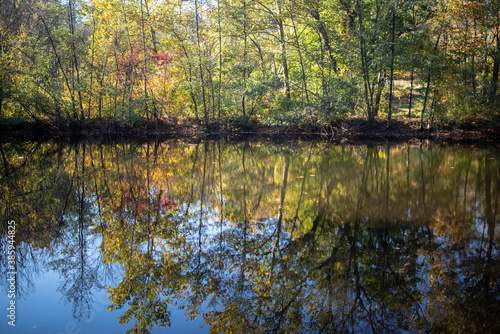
[
  {"xmin": 0, "ymin": 0, "xmax": 499, "ymax": 132},
  {"xmin": 2, "ymin": 1, "xmax": 500, "ymax": 331}
]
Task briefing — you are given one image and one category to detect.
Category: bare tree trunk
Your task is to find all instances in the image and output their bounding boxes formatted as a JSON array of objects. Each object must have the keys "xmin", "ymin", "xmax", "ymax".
[
  {"xmin": 97, "ymin": 56, "xmax": 108, "ymax": 121},
  {"xmin": 356, "ymin": 0, "xmax": 373, "ymax": 122},
  {"xmin": 68, "ymin": 0, "xmax": 84, "ymax": 124},
  {"xmin": 277, "ymin": 13, "xmax": 290, "ymax": 100},
  {"xmin": 88, "ymin": 12, "xmax": 96, "ymax": 121},
  {"xmin": 290, "ymin": 11, "xmax": 310, "ymax": 105},
  {"xmin": 388, "ymin": 9, "xmax": 396, "ymax": 126},
  {"xmin": 217, "ymin": 0, "xmax": 222, "ymax": 122},
  {"xmin": 143, "ymin": 0, "xmax": 158, "ymax": 54},
  {"xmin": 194, "ymin": 0, "xmax": 208, "ymax": 129},
  {"xmin": 408, "ymin": 68, "xmax": 414, "ymax": 118},
  {"xmin": 421, "ymin": 33, "xmax": 441, "ymax": 130},
  {"xmin": 40, "ymin": 16, "xmax": 76, "ymax": 120},
  {"xmin": 490, "ymin": 27, "xmax": 499, "ymax": 100},
  {"xmin": 172, "ymin": 30, "xmax": 199, "ymax": 120},
  {"xmin": 120, "ymin": 5, "xmax": 134, "ymax": 115},
  {"xmin": 140, "ymin": 0, "xmax": 149, "ymax": 125},
  {"xmin": 429, "ymin": 88, "xmax": 437, "ymax": 128},
  {"xmin": 309, "ymin": 6, "xmax": 337, "ymax": 72},
  {"xmin": 271, "ymin": 0, "xmax": 290, "ymax": 100},
  {"xmin": 420, "ymin": 72, "xmax": 432, "ymax": 130},
  {"xmin": 242, "ymin": 0, "xmax": 248, "ymax": 116},
  {"xmin": 373, "ymin": 71, "xmax": 385, "ymax": 117},
  {"xmin": 112, "ymin": 40, "xmax": 120, "ymax": 116}
]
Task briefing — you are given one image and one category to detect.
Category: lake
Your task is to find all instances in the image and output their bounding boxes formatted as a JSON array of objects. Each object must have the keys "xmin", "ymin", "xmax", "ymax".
[{"xmin": 0, "ymin": 140, "xmax": 499, "ymax": 333}]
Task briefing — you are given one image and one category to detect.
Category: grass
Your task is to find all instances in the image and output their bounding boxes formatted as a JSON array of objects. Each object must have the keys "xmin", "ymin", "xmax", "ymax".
[{"xmin": 383, "ymin": 80, "xmax": 427, "ymax": 118}]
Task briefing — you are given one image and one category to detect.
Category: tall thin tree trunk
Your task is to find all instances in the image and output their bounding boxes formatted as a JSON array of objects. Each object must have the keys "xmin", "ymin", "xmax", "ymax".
[
  {"xmin": 121, "ymin": 4, "xmax": 134, "ymax": 114},
  {"xmin": 472, "ymin": 50, "xmax": 477, "ymax": 97},
  {"xmin": 113, "ymin": 41, "xmax": 120, "ymax": 114},
  {"xmin": 421, "ymin": 33, "xmax": 441, "ymax": 130},
  {"xmin": 194, "ymin": 0, "xmax": 208, "ymax": 128},
  {"xmin": 98, "ymin": 56, "xmax": 108, "ymax": 121},
  {"xmin": 242, "ymin": 0, "xmax": 248, "ymax": 116},
  {"xmin": 40, "ymin": 16, "xmax": 76, "ymax": 120},
  {"xmin": 143, "ymin": 0, "xmax": 158, "ymax": 54},
  {"xmin": 356, "ymin": 0, "xmax": 372, "ymax": 122},
  {"xmin": 373, "ymin": 70, "xmax": 385, "ymax": 117},
  {"xmin": 317, "ymin": 31, "xmax": 326, "ymax": 96},
  {"xmin": 217, "ymin": 0, "xmax": 222, "ymax": 122},
  {"xmin": 429, "ymin": 88, "xmax": 437, "ymax": 129},
  {"xmin": 88, "ymin": 12, "xmax": 96, "ymax": 121},
  {"xmin": 140, "ymin": 0, "xmax": 149, "ymax": 125},
  {"xmin": 69, "ymin": 0, "xmax": 84, "ymax": 124},
  {"xmin": 408, "ymin": 68, "xmax": 414, "ymax": 118},
  {"xmin": 388, "ymin": 9, "xmax": 396, "ymax": 126},
  {"xmin": 290, "ymin": 12, "xmax": 310, "ymax": 105},
  {"xmin": 172, "ymin": 30, "xmax": 199, "ymax": 120},
  {"xmin": 309, "ymin": 7, "xmax": 337, "ymax": 72},
  {"xmin": 420, "ymin": 72, "xmax": 432, "ymax": 130},
  {"xmin": 277, "ymin": 1, "xmax": 290, "ymax": 100},
  {"xmin": 490, "ymin": 27, "xmax": 499, "ymax": 100},
  {"xmin": 208, "ymin": 67, "xmax": 215, "ymax": 121}
]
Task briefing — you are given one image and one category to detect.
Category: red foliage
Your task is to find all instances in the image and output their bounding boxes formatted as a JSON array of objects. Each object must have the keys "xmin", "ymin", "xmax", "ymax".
[
  {"xmin": 116, "ymin": 50, "xmax": 142, "ymax": 82},
  {"xmin": 151, "ymin": 52, "xmax": 173, "ymax": 66},
  {"xmin": 118, "ymin": 51, "xmax": 141, "ymax": 67},
  {"xmin": 115, "ymin": 49, "xmax": 172, "ymax": 82}
]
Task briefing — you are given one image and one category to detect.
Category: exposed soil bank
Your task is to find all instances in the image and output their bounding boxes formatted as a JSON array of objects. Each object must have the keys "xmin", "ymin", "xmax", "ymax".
[{"xmin": 1, "ymin": 117, "xmax": 499, "ymax": 146}]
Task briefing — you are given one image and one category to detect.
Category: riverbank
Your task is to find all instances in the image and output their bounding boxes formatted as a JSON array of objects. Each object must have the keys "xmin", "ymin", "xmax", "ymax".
[{"xmin": 1, "ymin": 117, "xmax": 499, "ymax": 146}]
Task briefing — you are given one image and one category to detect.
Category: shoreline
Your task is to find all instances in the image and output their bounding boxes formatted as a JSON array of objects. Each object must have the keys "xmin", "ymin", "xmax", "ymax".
[{"xmin": 1, "ymin": 117, "xmax": 499, "ymax": 146}]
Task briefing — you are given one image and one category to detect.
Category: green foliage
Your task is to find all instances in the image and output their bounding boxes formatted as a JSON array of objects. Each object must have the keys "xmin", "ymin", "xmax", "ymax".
[
  {"xmin": 0, "ymin": 0, "xmax": 499, "ymax": 127},
  {"xmin": 222, "ymin": 114, "xmax": 254, "ymax": 129},
  {"xmin": 113, "ymin": 106, "xmax": 142, "ymax": 125},
  {"xmin": 320, "ymin": 77, "xmax": 358, "ymax": 120}
]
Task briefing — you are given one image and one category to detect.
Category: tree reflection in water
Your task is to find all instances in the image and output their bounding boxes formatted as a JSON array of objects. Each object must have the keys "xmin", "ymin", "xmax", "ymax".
[{"xmin": 0, "ymin": 141, "xmax": 499, "ymax": 333}]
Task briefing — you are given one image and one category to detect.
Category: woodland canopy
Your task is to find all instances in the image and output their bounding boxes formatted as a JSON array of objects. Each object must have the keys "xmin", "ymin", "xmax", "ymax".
[{"xmin": 1, "ymin": 0, "xmax": 499, "ymax": 130}]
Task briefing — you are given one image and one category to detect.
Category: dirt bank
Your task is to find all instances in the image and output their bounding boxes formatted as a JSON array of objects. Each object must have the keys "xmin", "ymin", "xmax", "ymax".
[{"xmin": 1, "ymin": 117, "xmax": 499, "ymax": 146}]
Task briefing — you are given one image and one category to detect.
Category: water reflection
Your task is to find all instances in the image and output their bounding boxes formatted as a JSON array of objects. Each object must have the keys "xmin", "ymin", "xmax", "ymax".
[{"xmin": 0, "ymin": 141, "xmax": 499, "ymax": 333}]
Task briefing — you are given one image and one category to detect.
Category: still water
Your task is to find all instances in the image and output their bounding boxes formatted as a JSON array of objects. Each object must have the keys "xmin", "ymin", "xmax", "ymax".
[{"xmin": 0, "ymin": 140, "xmax": 499, "ymax": 333}]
